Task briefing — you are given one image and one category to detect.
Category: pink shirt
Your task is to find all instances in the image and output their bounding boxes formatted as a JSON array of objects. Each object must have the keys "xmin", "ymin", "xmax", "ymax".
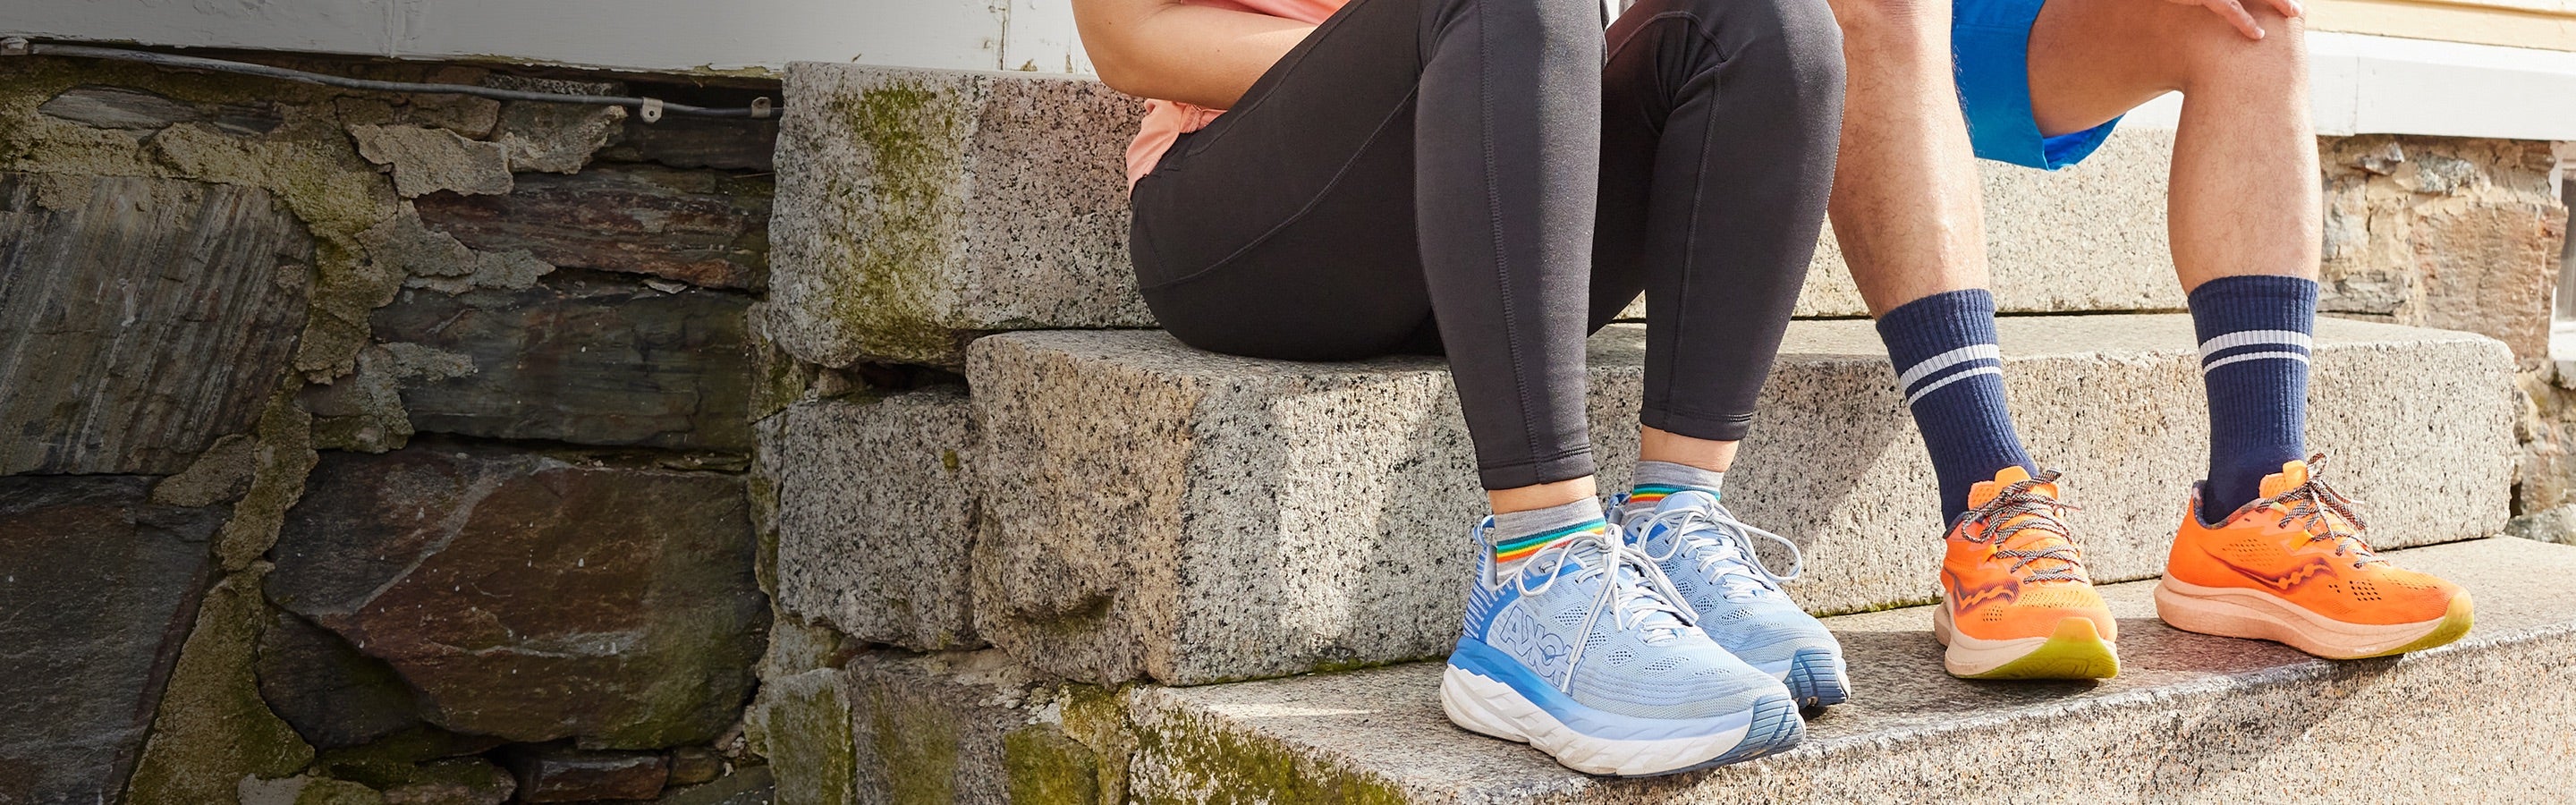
[{"xmin": 1124, "ymin": 0, "xmax": 1346, "ymax": 189}]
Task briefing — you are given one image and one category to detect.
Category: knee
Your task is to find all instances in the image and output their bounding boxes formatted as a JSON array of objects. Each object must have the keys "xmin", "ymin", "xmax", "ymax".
[
  {"xmin": 1453, "ymin": 0, "xmax": 1606, "ymax": 57},
  {"xmin": 2171, "ymin": 6, "xmax": 2306, "ymax": 91},
  {"xmin": 1641, "ymin": 0, "xmax": 1845, "ymax": 92},
  {"xmin": 1826, "ymin": 0, "xmax": 1946, "ymax": 54}
]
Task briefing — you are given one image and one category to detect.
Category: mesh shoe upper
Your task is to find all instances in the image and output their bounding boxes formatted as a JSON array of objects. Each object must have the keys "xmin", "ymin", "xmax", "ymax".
[
  {"xmin": 1941, "ymin": 466, "xmax": 2116, "ymax": 642},
  {"xmin": 1622, "ymin": 491, "xmax": 1835, "ymax": 669},
  {"xmin": 1463, "ymin": 521, "xmax": 1779, "ymax": 721},
  {"xmin": 2167, "ymin": 454, "xmax": 2462, "ymax": 625}
]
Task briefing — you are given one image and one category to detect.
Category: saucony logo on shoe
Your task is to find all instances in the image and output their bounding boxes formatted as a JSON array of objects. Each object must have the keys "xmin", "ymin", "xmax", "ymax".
[
  {"xmin": 1942, "ymin": 569, "xmax": 2018, "ymax": 614},
  {"xmin": 2199, "ymin": 548, "xmax": 2337, "ymax": 594}
]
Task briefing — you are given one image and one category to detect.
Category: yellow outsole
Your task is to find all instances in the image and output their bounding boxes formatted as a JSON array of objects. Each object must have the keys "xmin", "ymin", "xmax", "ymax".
[
  {"xmin": 1957, "ymin": 618, "xmax": 2122, "ymax": 681},
  {"xmin": 2342, "ymin": 593, "xmax": 2475, "ymax": 659}
]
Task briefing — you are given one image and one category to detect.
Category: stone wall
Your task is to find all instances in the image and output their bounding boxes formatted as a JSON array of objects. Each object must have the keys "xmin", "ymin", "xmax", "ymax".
[
  {"xmin": 0, "ymin": 54, "xmax": 782, "ymax": 804},
  {"xmin": 2310, "ymin": 136, "xmax": 2576, "ymax": 543}
]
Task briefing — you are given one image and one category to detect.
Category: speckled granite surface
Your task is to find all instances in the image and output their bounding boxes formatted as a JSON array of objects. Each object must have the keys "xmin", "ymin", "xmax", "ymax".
[
  {"xmin": 1131, "ymin": 537, "xmax": 2576, "ymax": 804},
  {"xmin": 965, "ymin": 316, "xmax": 2514, "ymax": 685}
]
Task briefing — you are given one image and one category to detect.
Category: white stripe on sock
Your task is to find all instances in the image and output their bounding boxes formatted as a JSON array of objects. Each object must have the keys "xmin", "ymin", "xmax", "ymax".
[
  {"xmin": 2198, "ymin": 329, "xmax": 2313, "ymax": 359},
  {"xmin": 1904, "ymin": 366, "xmax": 2003, "ymax": 406},
  {"xmin": 1895, "ymin": 343, "xmax": 2002, "ymax": 391},
  {"xmin": 2200, "ymin": 351, "xmax": 2312, "ymax": 374}
]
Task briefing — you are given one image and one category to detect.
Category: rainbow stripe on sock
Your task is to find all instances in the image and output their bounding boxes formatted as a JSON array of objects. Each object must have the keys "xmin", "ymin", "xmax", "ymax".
[
  {"xmin": 1494, "ymin": 521, "xmax": 1606, "ymax": 564},
  {"xmin": 1624, "ymin": 484, "xmax": 1710, "ymax": 509}
]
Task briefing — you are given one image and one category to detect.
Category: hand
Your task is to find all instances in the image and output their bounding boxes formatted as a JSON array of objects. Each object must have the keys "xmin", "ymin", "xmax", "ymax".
[{"xmin": 2165, "ymin": 0, "xmax": 2303, "ymax": 40}]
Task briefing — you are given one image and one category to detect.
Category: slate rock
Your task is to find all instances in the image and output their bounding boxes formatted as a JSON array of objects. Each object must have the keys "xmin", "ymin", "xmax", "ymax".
[
  {"xmin": 0, "ymin": 171, "xmax": 314, "ymax": 474},
  {"xmin": 413, "ymin": 163, "xmax": 769, "ymax": 290},
  {"xmin": 0, "ymin": 477, "xmax": 220, "ymax": 803},
  {"xmin": 269, "ymin": 444, "xmax": 767, "ymax": 748},
  {"xmin": 256, "ymin": 611, "xmax": 427, "ymax": 749},
  {"xmin": 369, "ymin": 273, "xmax": 755, "ymax": 453},
  {"xmin": 508, "ymin": 748, "xmax": 671, "ymax": 803},
  {"xmin": 599, "ymin": 114, "xmax": 779, "ymax": 172},
  {"xmin": 38, "ymin": 85, "xmax": 281, "ymax": 137}
]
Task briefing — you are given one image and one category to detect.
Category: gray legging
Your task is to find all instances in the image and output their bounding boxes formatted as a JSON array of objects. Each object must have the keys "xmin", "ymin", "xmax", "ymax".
[{"xmin": 1127, "ymin": 0, "xmax": 1843, "ymax": 490}]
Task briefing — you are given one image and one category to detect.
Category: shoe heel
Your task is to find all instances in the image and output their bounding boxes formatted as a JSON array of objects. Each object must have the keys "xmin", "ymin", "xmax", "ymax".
[{"xmin": 1439, "ymin": 665, "xmax": 1532, "ymax": 744}]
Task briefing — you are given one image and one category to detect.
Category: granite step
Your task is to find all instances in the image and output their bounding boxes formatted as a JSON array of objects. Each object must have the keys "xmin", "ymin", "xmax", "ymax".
[
  {"xmin": 763, "ymin": 64, "xmax": 2182, "ymax": 367},
  {"xmin": 964, "ymin": 315, "xmax": 2515, "ymax": 686},
  {"xmin": 1122, "ymin": 536, "xmax": 2576, "ymax": 804}
]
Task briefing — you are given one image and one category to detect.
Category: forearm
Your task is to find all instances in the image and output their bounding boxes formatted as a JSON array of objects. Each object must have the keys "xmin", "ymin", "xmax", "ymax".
[{"xmin": 1076, "ymin": 0, "xmax": 1313, "ymax": 108}]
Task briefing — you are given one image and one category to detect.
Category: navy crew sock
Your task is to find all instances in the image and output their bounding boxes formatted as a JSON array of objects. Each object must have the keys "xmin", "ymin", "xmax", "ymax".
[
  {"xmin": 2189, "ymin": 275, "xmax": 2318, "ymax": 522},
  {"xmin": 1876, "ymin": 289, "xmax": 2038, "ymax": 522}
]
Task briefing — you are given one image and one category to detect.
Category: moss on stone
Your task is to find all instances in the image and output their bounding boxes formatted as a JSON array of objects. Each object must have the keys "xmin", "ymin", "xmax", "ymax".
[
  {"xmin": 214, "ymin": 387, "xmax": 320, "ymax": 572},
  {"xmin": 743, "ymin": 670, "xmax": 855, "ymax": 805},
  {"xmin": 292, "ymin": 777, "xmax": 386, "ymax": 805},
  {"xmin": 1003, "ymin": 725, "xmax": 1104, "ymax": 805},
  {"xmin": 1129, "ymin": 708, "xmax": 1409, "ymax": 805},
  {"xmin": 829, "ymin": 79, "xmax": 970, "ymax": 365},
  {"xmin": 866, "ymin": 682, "xmax": 963, "ymax": 803},
  {"xmin": 125, "ymin": 565, "xmax": 318, "ymax": 805}
]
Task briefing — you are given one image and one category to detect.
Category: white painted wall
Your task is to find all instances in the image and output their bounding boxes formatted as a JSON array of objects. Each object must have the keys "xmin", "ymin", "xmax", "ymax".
[
  {"xmin": 9, "ymin": 1, "xmax": 2576, "ymax": 140},
  {"xmin": 0, "ymin": 0, "xmax": 1090, "ymax": 74}
]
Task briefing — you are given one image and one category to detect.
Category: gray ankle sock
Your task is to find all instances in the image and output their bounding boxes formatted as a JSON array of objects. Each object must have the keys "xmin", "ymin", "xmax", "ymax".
[
  {"xmin": 1490, "ymin": 497, "xmax": 1606, "ymax": 576},
  {"xmin": 1623, "ymin": 461, "xmax": 1725, "ymax": 521}
]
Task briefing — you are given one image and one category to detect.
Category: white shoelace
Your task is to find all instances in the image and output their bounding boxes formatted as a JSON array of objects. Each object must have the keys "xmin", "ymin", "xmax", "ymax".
[
  {"xmin": 1635, "ymin": 502, "xmax": 1804, "ymax": 600},
  {"xmin": 1480, "ymin": 524, "xmax": 1699, "ymax": 687}
]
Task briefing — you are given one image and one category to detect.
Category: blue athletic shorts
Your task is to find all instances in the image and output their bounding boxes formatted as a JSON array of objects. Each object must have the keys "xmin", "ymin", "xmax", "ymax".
[{"xmin": 1953, "ymin": 0, "xmax": 2119, "ymax": 169}]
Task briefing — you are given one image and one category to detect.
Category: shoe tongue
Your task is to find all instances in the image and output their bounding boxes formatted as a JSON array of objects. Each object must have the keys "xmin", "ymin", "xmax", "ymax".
[
  {"xmin": 1966, "ymin": 465, "xmax": 2036, "ymax": 508},
  {"xmin": 2258, "ymin": 460, "xmax": 2311, "ymax": 499},
  {"xmin": 1652, "ymin": 489, "xmax": 1718, "ymax": 514}
]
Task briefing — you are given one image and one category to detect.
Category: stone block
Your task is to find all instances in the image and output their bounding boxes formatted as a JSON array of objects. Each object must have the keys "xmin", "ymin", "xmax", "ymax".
[
  {"xmin": 1123, "ymin": 538, "xmax": 2576, "ymax": 804},
  {"xmin": 414, "ymin": 163, "xmax": 771, "ymax": 290},
  {"xmin": 2319, "ymin": 136, "xmax": 2567, "ymax": 366},
  {"xmin": 0, "ymin": 477, "xmax": 220, "ymax": 803},
  {"xmin": 1794, "ymin": 126, "xmax": 2181, "ymax": 318},
  {"xmin": 758, "ymin": 387, "xmax": 981, "ymax": 649},
  {"xmin": 766, "ymin": 66, "xmax": 2196, "ymax": 364},
  {"xmin": 765, "ymin": 64, "xmax": 1148, "ymax": 368},
  {"xmin": 0, "ymin": 172, "xmax": 313, "ymax": 474},
  {"xmin": 837, "ymin": 650, "xmax": 1115, "ymax": 805},
  {"xmin": 966, "ymin": 316, "xmax": 2514, "ymax": 684},
  {"xmin": 267, "ymin": 443, "xmax": 767, "ymax": 748},
  {"xmin": 366, "ymin": 273, "xmax": 755, "ymax": 453}
]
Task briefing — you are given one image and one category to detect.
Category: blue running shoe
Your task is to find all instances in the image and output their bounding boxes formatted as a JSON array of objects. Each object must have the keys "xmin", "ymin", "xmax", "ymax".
[
  {"xmin": 1616, "ymin": 490, "xmax": 1850, "ymax": 708},
  {"xmin": 1441, "ymin": 517, "xmax": 1804, "ymax": 776}
]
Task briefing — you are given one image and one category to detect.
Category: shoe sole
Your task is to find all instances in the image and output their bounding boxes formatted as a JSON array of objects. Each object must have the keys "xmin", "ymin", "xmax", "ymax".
[
  {"xmin": 1439, "ymin": 665, "xmax": 1804, "ymax": 776},
  {"xmin": 1761, "ymin": 648, "xmax": 1850, "ymax": 708},
  {"xmin": 1933, "ymin": 605, "xmax": 2121, "ymax": 680},
  {"xmin": 2154, "ymin": 577, "xmax": 2473, "ymax": 659}
]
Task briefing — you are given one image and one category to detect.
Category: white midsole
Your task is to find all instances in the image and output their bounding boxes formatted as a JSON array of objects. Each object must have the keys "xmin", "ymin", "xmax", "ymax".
[
  {"xmin": 1438, "ymin": 665, "xmax": 1754, "ymax": 776},
  {"xmin": 2154, "ymin": 576, "xmax": 2456, "ymax": 657},
  {"xmin": 1931, "ymin": 603, "xmax": 2057, "ymax": 676}
]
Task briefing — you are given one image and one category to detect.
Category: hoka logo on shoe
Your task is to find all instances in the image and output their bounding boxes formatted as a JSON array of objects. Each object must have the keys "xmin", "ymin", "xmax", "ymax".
[{"xmin": 1489, "ymin": 608, "xmax": 1573, "ymax": 686}]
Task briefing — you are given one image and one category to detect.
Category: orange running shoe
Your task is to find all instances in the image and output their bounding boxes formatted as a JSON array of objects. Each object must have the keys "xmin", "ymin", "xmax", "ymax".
[
  {"xmin": 1932, "ymin": 466, "xmax": 2120, "ymax": 679},
  {"xmin": 2157, "ymin": 454, "xmax": 2471, "ymax": 659}
]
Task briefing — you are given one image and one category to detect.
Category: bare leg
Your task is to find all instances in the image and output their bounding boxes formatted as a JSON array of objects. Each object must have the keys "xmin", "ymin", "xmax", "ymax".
[
  {"xmin": 2027, "ymin": 0, "xmax": 2319, "ymax": 288},
  {"xmin": 1491, "ymin": 477, "xmax": 1602, "ymax": 514},
  {"xmin": 1640, "ymin": 427, "xmax": 1741, "ymax": 473},
  {"xmin": 1822, "ymin": 0, "xmax": 1992, "ymax": 315}
]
